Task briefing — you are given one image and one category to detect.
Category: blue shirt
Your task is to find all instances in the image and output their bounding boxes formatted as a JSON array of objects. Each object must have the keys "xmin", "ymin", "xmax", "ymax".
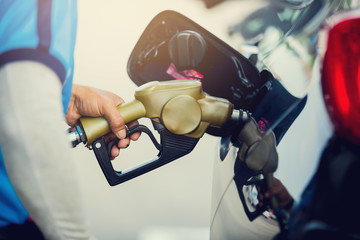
[{"xmin": 0, "ymin": 0, "xmax": 77, "ymax": 227}]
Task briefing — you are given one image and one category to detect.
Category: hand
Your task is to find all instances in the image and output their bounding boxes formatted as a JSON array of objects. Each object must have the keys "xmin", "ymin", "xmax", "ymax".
[
  {"xmin": 257, "ymin": 178, "xmax": 294, "ymax": 210},
  {"xmin": 65, "ymin": 84, "xmax": 141, "ymax": 159}
]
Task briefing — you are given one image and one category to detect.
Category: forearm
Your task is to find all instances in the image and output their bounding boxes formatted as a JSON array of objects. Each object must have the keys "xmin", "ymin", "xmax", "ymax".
[{"xmin": 0, "ymin": 61, "xmax": 95, "ymax": 240}]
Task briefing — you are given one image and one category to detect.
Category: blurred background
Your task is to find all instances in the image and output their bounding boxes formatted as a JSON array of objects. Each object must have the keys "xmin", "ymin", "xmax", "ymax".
[{"xmin": 71, "ymin": 0, "xmax": 265, "ymax": 239}]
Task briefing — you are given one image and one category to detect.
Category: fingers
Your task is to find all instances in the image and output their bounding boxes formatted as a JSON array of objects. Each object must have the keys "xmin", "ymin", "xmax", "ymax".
[
  {"xmin": 109, "ymin": 138, "xmax": 131, "ymax": 160},
  {"xmin": 100, "ymin": 93, "xmax": 141, "ymax": 141},
  {"xmin": 117, "ymin": 138, "xmax": 130, "ymax": 149},
  {"xmin": 109, "ymin": 138, "xmax": 128, "ymax": 160},
  {"xmin": 99, "ymin": 99, "xmax": 126, "ymax": 140},
  {"xmin": 126, "ymin": 120, "xmax": 141, "ymax": 141},
  {"xmin": 110, "ymin": 146, "xmax": 120, "ymax": 160},
  {"xmin": 106, "ymin": 119, "xmax": 141, "ymax": 160},
  {"xmin": 109, "ymin": 128, "xmax": 142, "ymax": 159}
]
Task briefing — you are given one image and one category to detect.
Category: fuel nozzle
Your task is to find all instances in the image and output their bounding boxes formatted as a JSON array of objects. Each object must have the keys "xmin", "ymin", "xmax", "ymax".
[
  {"xmin": 69, "ymin": 80, "xmax": 247, "ymax": 148},
  {"xmin": 69, "ymin": 80, "xmax": 251, "ymax": 186}
]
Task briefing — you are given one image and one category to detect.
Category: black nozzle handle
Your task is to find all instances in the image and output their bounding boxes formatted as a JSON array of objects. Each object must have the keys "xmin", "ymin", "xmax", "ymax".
[
  {"xmin": 92, "ymin": 124, "xmax": 199, "ymax": 186},
  {"xmin": 234, "ymin": 160, "xmax": 269, "ymax": 221}
]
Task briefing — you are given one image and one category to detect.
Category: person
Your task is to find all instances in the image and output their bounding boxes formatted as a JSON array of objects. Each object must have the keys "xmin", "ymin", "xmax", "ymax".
[{"xmin": 0, "ymin": 1, "xmax": 139, "ymax": 239}]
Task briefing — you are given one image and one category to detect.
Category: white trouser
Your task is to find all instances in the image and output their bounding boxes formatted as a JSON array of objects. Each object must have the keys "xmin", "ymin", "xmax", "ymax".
[{"xmin": 0, "ymin": 61, "xmax": 95, "ymax": 240}]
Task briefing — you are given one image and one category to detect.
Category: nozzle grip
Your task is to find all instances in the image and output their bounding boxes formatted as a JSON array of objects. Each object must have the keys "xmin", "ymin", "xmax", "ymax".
[
  {"xmin": 80, "ymin": 100, "xmax": 146, "ymax": 146},
  {"xmin": 234, "ymin": 160, "xmax": 268, "ymax": 221},
  {"xmin": 92, "ymin": 124, "xmax": 199, "ymax": 186}
]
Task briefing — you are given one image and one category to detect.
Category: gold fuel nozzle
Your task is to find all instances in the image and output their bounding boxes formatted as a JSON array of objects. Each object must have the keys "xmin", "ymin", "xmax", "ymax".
[{"xmin": 70, "ymin": 80, "xmax": 241, "ymax": 148}]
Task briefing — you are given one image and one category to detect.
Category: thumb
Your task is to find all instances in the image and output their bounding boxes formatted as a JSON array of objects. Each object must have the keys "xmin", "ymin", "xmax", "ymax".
[{"xmin": 101, "ymin": 101, "xmax": 126, "ymax": 139}]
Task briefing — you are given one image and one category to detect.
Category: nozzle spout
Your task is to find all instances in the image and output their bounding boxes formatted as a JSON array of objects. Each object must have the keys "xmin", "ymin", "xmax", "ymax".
[
  {"xmin": 231, "ymin": 109, "xmax": 250, "ymax": 124},
  {"xmin": 68, "ymin": 126, "xmax": 86, "ymax": 147}
]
